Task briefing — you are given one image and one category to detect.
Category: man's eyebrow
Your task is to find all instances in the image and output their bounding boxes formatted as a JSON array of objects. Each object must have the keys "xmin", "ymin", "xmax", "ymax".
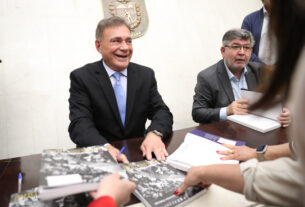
[{"xmin": 110, "ymin": 37, "xmax": 122, "ymax": 40}]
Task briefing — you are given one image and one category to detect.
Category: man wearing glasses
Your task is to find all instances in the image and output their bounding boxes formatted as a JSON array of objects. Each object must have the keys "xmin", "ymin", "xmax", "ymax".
[{"xmin": 192, "ymin": 29, "xmax": 289, "ymax": 125}]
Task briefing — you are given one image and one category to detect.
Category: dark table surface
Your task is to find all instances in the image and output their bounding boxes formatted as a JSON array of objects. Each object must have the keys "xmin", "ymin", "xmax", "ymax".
[{"xmin": 0, "ymin": 120, "xmax": 288, "ymax": 207}]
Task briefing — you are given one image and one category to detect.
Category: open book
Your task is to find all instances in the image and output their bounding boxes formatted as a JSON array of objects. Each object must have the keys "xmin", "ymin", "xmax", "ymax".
[
  {"xmin": 166, "ymin": 129, "xmax": 244, "ymax": 172},
  {"xmin": 38, "ymin": 145, "xmax": 125, "ymax": 200},
  {"xmin": 121, "ymin": 159, "xmax": 206, "ymax": 207},
  {"xmin": 9, "ymin": 187, "xmax": 91, "ymax": 207},
  {"xmin": 227, "ymin": 90, "xmax": 282, "ymax": 133}
]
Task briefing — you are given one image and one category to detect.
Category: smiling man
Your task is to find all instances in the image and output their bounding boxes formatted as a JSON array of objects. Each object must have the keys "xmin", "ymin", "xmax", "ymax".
[
  {"xmin": 68, "ymin": 17, "xmax": 173, "ymax": 162},
  {"xmin": 192, "ymin": 29, "xmax": 261, "ymax": 124}
]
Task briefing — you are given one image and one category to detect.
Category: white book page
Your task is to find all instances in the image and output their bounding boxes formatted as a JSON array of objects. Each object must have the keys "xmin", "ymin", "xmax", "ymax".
[
  {"xmin": 46, "ymin": 174, "xmax": 83, "ymax": 187},
  {"xmin": 228, "ymin": 114, "xmax": 281, "ymax": 133},
  {"xmin": 241, "ymin": 90, "xmax": 282, "ymax": 120},
  {"xmin": 167, "ymin": 133, "xmax": 238, "ymax": 171}
]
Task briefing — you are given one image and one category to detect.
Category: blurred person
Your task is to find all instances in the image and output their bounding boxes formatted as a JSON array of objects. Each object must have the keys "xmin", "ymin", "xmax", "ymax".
[
  {"xmin": 217, "ymin": 142, "xmax": 294, "ymax": 162},
  {"xmin": 88, "ymin": 173, "xmax": 136, "ymax": 207},
  {"xmin": 242, "ymin": 0, "xmax": 277, "ymax": 65},
  {"xmin": 177, "ymin": 0, "xmax": 305, "ymax": 206}
]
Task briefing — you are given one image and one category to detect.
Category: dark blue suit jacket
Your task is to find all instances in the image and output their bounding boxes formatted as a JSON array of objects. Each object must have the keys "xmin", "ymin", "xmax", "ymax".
[{"xmin": 241, "ymin": 8, "xmax": 264, "ymax": 63}]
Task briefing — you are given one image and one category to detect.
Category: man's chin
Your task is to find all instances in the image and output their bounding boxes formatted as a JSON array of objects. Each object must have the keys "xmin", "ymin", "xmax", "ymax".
[{"xmin": 113, "ymin": 62, "xmax": 130, "ymax": 71}]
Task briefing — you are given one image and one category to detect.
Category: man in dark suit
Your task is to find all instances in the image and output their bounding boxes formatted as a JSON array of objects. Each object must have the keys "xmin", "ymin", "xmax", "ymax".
[
  {"xmin": 241, "ymin": 0, "xmax": 274, "ymax": 64},
  {"xmin": 192, "ymin": 29, "xmax": 290, "ymax": 125},
  {"xmin": 69, "ymin": 17, "xmax": 173, "ymax": 162}
]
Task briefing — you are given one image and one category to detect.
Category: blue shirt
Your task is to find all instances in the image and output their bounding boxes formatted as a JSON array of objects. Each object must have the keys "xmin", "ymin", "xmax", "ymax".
[
  {"xmin": 219, "ymin": 63, "xmax": 248, "ymax": 120},
  {"xmin": 103, "ymin": 61, "xmax": 127, "ymax": 99}
]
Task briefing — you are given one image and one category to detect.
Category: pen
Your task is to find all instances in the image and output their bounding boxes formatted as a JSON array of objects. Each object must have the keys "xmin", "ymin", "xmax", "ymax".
[
  {"xmin": 117, "ymin": 146, "xmax": 126, "ymax": 158},
  {"xmin": 18, "ymin": 172, "xmax": 22, "ymax": 193}
]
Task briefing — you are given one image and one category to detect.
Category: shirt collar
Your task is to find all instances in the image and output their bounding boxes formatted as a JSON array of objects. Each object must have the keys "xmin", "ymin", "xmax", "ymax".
[
  {"xmin": 103, "ymin": 60, "xmax": 127, "ymax": 78},
  {"xmin": 263, "ymin": 7, "xmax": 269, "ymax": 16},
  {"xmin": 224, "ymin": 62, "xmax": 248, "ymax": 81}
]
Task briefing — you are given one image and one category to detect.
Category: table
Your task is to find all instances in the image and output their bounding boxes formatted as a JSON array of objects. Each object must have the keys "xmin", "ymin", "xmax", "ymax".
[{"xmin": 0, "ymin": 121, "xmax": 288, "ymax": 207}]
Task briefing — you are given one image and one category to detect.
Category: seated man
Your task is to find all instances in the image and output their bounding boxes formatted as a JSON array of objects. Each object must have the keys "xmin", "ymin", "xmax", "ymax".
[
  {"xmin": 192, "ymin": 28, "xmax": 290, "ymax": 126},
  {"xmin": 69, "ymin": 17, "xmax": 173, "ymax": 162}
]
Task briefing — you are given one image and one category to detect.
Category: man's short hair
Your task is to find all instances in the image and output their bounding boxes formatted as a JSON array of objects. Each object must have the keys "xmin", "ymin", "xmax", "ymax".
[
  {"xmin": 222, "ymin": 29, "xmax": 255, "ymax": 47},
  {"xmin": 95, "ymin": 16, "xmax": 131, "ymax": 41}
]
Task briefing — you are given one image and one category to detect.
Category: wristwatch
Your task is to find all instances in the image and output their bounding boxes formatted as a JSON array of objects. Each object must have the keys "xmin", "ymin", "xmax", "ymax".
[
  {"xmin": 152, "ymin": 130, "xmax": 163, "ymax": 138},
  {"xmin": 256, "ymin": 145, "xmax": 268, "ymax": 161}
]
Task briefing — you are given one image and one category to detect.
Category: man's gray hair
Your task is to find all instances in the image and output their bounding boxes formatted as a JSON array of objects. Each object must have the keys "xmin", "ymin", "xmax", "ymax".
[
  {"xmin": 95, "ymin": 16, "xmax": 130, "ymax": 41},
  {"xmin": 222, "ymin": 29, "xmax": 255, "ymax": 47}
]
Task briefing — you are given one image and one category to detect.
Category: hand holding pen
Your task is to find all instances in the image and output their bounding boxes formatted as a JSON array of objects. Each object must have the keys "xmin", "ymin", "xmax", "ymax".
[{"xmin": 105, "ymin": 144, "xmax": 129, "ymax": 163}]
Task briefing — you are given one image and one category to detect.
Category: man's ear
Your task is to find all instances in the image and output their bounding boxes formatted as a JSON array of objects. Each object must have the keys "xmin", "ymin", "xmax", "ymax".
[
  {"xmin": 220, "ymin": 46, "xmax": 225, "ymax": 58},
  {"xmin": 95, "ymin": 40, "xmax": 102, "ymax": 54}
]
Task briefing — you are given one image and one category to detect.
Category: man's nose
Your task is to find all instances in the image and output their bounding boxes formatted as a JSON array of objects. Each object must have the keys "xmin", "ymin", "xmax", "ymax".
[
  {"xmin": 238, "ymin": 47, "xmax": 246, "ymax": 54},
  {"xmin": 120, "ymin": 41, "xmax": 129, "ymax": 50}
]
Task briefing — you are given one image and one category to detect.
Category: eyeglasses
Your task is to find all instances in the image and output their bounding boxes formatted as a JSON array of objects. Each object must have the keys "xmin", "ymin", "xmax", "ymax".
[{"xmin": 225, "ymin": 45, "xmax": 252, "ymax": 52}]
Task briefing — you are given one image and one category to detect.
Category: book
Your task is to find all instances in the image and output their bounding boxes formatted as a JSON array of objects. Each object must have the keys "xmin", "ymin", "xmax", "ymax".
[
  {"xmin": 166, "ymin": 129, "xmax": 243, "ymax": 172},
  {"xmin": 121, "ymin": 159, "xmax": 206, "ymax": 207},
  {"xmin": 9, "ymin": 187, "xmax": 92, "ymax": 206},
  {"xmin": 39, "ymin": 145, "xmax": 125, "ymax": 200},
  {"xmin": 227, "ymin": 90, "xmax": 282, "ymax": 133}
]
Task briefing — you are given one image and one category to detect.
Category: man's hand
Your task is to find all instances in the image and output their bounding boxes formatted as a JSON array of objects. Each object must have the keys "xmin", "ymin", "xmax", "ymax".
[
  {"xmin": 105, "ymin": 144, "xmax": 129, "ymax": 163},
  {"xmin": 140, "ymin": 132, "xmax": 168, "ymax": 161},
  {"xmin": 226, "ymin": 99, "xmax": 249, "ymax": 116},
  {"xmin": 278, "ymin": 107, "xmax": 291, "ymax": 127},
  {"xmin": 90, "ymin": 173, "xmax": 136, "ymax": 206},
  {"xmin": 216, "ymin": 144, "xmax": 256, "ymax": 162}
]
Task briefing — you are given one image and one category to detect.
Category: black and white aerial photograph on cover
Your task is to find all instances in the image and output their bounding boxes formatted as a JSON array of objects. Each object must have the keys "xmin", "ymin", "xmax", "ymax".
[
  {"xmin": 122, "ymin": 159, "xmax": 206, "ymax": 207},
  {"xmin": 9, "ymin": 187, "xmax": 91, "ymax": 207},
  {"xmin": 40, "ymin": 145, "xmax": 124, "ymax": 187}
]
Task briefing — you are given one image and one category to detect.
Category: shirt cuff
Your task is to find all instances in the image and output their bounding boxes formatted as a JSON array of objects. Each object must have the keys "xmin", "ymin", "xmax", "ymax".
[{"xmin": 219, "ymin": 107, "xmax": 228, "ymax": 120}]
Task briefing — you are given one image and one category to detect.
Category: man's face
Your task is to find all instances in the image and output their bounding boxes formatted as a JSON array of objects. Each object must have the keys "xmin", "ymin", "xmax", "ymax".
[
  {"xmin": 220, "ymin": 39, "xmax": 252, "ymax": 73},
  {"xmin": 95, "ymin": 25, "xmax": 133, "ymax": 72}
]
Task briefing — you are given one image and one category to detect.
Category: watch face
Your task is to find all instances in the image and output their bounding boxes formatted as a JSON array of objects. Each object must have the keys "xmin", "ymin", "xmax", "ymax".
[{"xmin": 257, "ymin": 145, "xmax": 267, "ymax": 152}]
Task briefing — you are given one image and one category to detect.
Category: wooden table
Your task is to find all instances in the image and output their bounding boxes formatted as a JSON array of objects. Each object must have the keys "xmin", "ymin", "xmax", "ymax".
[{"xmin": 0, "ymin": 121, "xmax": 288, "ymax": 207}]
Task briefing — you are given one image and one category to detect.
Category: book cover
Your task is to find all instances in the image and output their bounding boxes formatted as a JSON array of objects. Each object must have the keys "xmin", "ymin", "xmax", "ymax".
[
  {"xmin": 121, "ymin": 159, "xmax": 206, "ymax": 207},
  {"xmin": 167, "ymin": 130, "xmax": 241, "ymax": 171},
  {"xmin": 39, "ymin": 145, "xmax": 125, "ymax": 200},
  {"xmin": 9, "ymin": 187, "xmax": 91, "ymax": 207}
]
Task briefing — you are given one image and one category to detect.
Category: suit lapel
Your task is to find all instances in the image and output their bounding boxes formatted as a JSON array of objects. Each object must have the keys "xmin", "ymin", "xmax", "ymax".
[
  {"xmin": 217, "ymin": 60, "xmax": 235, "ymax": 103},
  {"xmin": 94, "ymin": 61, "xmax": 124, "ymax": 128},
  {"xmin": 125, "ymin": 64, "xmax": 138, "ymax": 126},
  {"xmin": 245, "ymin": 66, "xmax": 257, "ymax": 90}
]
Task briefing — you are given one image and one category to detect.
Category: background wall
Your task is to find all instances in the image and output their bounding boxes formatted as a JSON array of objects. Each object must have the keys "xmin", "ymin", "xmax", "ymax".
[{"xmin": 0, "ymin": 0, "xmax": 261, "ymax": 159}]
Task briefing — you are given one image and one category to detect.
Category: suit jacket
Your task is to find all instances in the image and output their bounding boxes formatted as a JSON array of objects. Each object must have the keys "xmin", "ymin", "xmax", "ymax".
[
  {"xmin": 87, "ymin": 196, "xmax": 116, "ymax": 207},
  {"xmin": 241, "ymin": 7, "xmax": 264, "ymax": 62},
  {"xmin": 69, "ymin": 60, "xmax": 173, "ymax": 147},
  {"xmin": 192, "ymin": 59, "xmax": 261, "ymax": 124}
]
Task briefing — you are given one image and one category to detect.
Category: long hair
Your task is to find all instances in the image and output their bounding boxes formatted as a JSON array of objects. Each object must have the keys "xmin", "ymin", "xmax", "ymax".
[{"xmin": 252, "ymin": 0, "xmax": 305, "ymax": 109}]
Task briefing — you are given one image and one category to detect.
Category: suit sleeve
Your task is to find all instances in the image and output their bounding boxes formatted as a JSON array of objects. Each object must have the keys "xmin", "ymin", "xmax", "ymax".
[
  {"xmin": 68, "ymin": 71, "xmax": 108, "ymax": 146},
  {"xmin": 241, "ymin": 15, "xmax": 261, "ymax": 63},
  {"xmin": 192, "ymin": 73, "xmax": 221, "ymax": 124},
  {"xmin": 145, "ymin": 72, "xmax": 173, "ymax": 139},
  {"xmin": 87, "ymin": 196, "xmax": 116, "ymax": 207}
]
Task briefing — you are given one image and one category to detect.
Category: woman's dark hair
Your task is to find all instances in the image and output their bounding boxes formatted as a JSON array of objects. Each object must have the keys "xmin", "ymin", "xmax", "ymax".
[{"xmin": 252, "ymin": 0, "xmax": 305, "ymax": 109}]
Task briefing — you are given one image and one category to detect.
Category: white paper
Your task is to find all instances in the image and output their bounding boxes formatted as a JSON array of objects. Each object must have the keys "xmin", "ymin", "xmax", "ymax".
[
  {"xmin": 241, "ymin": 90, "xmax": 282, "ymax": 121},
  {"xmin": 218, "ymin": 138, "xmax": 236, "ymax": 146},
  {"xmin": 167, "ymin": 133, "xmax": 238, "ymax": 171},
  {"xmin": 46, "ymin": 174, "xmax": 83, "ymax": 187}
]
